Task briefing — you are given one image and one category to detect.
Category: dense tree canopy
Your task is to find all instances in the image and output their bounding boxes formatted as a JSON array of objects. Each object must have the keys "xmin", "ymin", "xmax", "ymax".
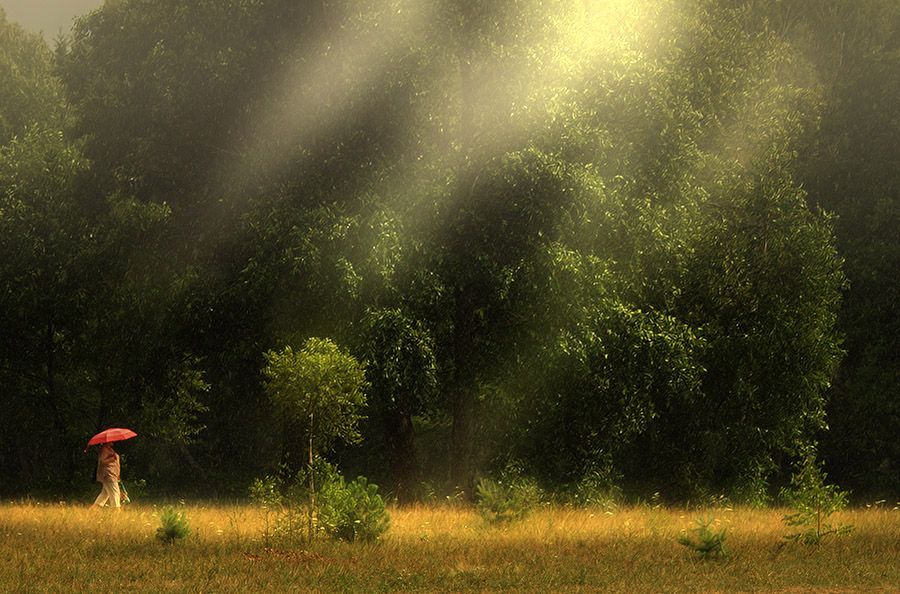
[{"xmin": 0, "ymin": 0, "xmax": 895, "ymax": 503}]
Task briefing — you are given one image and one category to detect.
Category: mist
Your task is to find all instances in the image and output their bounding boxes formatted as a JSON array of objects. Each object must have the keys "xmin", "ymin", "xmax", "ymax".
[{"xmin": 1, "ymin": 0, "xmax": 897, "ymax": 503}]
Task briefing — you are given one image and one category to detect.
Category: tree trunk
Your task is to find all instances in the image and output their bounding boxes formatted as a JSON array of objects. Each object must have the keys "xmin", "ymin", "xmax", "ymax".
[
  {"xmin": 449, "ymin": 383, "xmax": 475, "ymax": 497},
  {"xmin": 448, "ymin": 285, "xmax": 477, "ymax": 499},
  {"xmin": 307, "ymin": 409, "xmax": 315, "ymax": 541},
  {"xmin": 280, "ymin": 415, "xmax": 306, "ymax": 475},
  {"xmin": 44, "ymin": 321, "xmax": 76, "ymax": 487},
  {"xmin": 459, "ymin": 49, "xmax": 475, "ymax": 164},
  {"xmin": 383, "ymin": 401, "xmax": 419, "ymax": 504}
]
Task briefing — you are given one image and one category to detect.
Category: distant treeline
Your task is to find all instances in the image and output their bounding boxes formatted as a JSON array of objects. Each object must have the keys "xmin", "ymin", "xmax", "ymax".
[{"xmin": 1, "ymin": 0, "xmax": 898, "ymax": 504}]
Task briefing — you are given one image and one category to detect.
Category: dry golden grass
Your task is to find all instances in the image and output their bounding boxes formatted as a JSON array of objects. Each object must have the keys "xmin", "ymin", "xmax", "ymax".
[{"xmin": 2, "ymin": 500, "xmax": 900, "ymax": 593}]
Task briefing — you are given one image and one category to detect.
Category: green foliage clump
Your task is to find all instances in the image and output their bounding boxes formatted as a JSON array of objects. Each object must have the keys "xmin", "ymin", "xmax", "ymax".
[
  {"xmin": 156, "ymin": 506, "xmax": 190, "ymax": 544},
  {"xmin": 141, "ymin": 362, "xmax": 210, "ymax": 446},
  {"xmin": 570, "ymin": 469, "xmax": 621, "ymax": 511},
  {"xmin": 318, "ymin": 474, "xmax": 390, "ymax": 542},
  {"xmin": 250, "ymin": 475, "xmax": 288, "ymax": 547},
  {"xmin": 263, "ymin": 338, "xmax": 369, "ymax": 454},
  {"xmin": 781, "ymin": 456, "xmax": 854, "ymax": 545},
  {"xmin": 249, "ymin": 475, "xmax": 282, "ymax": 509},
  {"xmin": 249, "ymin": 465, "xmax": 328, "ymax": 547},
  {"xmin": 251, "ymin": 464, "xmax": 390, "ymax": 544},
  {"xmin": 677, "ymin": 516, "xmax": 728, "ymax": 560},
  {"xmin": 475, "ymin": 477, "xmax": 540, "ymax": 524}
]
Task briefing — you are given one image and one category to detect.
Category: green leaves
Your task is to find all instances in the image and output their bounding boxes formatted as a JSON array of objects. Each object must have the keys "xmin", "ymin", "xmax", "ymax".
[
  {"xmin": 781, "ymin": 454, "xmax": 853, "ymax": 545},
  {"xmin": 475, "ymin": 477, "xmax": 540, "ymax": 524},
  {"xmin": 156, "ymin": 506, "xmax": 191, "ymax": 544},
  {"xmin": 678, "ymin": 516, "xmax": 729, "ymax": 560},
  {"xmin": 0, "ymin": 11, "xmax": 62, "ymax": 146},
  {"xmin": 359, "ymin": 307, "xmax": 437, "ymax": 409},
  {"xmin": 140, "ymin": 360, "xmax": 210, "ymax": 446},
  {"xmin": 263, "ymin": 338, "xmax": 369, "ymax": 452},
  {"xmin": 0, "ymin": 0, "xmax": 874, "ymax": 501},
  {"xmin": 318, "ymin": 474, "xmax": 390, "ymax": 542},
  {"xmin": 0, "ymin": 125, "xmax": 173, "ymax": 490},
  {"xmin": 669, "ymin": 168, "xmax": 844, "ymax": 498}
]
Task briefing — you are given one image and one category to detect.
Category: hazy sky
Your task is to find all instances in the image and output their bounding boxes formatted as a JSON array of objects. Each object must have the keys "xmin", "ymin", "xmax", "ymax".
[{"xmin": 2, "ymin": 0, "xmax": 105, "ymax": 42}]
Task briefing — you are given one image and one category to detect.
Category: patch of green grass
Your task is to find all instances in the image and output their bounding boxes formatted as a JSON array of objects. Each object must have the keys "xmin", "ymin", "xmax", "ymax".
[{"xmin": 2, "ymin": 501, "xmax": 900, "ymax": 593}]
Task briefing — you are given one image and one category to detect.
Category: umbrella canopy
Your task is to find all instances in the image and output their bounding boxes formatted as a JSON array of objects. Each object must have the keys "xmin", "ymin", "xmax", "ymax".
[{"xmin": 84, "ymin": 428, "xmax": 137, "ymax": 452}]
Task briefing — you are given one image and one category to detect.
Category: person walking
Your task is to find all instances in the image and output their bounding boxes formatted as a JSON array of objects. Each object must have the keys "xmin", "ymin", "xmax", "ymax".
[{"xmin": 93, "ymin": 442, "xmax": 121, "ymax": 509}]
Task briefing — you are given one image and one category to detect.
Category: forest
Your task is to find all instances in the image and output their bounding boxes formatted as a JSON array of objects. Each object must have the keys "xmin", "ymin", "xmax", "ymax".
[{"xmin": 1, "ymin": 0, "xmax": 898, "ymax": 506}]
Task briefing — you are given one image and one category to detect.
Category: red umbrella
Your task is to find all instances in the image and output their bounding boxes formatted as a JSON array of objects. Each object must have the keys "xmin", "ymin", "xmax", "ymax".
[{"xmin": 84, "ymin": 428, "xmax": 137, "ymax": 452}]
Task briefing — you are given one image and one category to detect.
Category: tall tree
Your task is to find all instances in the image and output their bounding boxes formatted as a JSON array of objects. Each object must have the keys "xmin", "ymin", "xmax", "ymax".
[
  {"xmin": 0, "ymin": 9, "xmax": 61, "ymax": 146},
  {"xmin": 773, "ymin": 0, "xmax": 900, "ymax": 496},
  {"xmin": 356, "ymin": 308, "xmax": 437, "ymax": 503},
  {"xmin": 0, "ymin": 127, "xmax": 170, "ymax": 492}
]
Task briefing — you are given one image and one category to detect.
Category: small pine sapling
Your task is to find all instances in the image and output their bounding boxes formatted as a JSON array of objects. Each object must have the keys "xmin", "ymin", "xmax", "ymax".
[
  {"xmin": 678, "ymin": 516, "xmax": 728, "ymax": 560},
  {"xmin": 475, "ymin": 477, "xmax": 539, "ymax": 524},
  {"xmin": 781, "ymin": 455, "xmax": 853, "ymax": 545},
  {"xmin": 156, "ymin": 506, "xmax": 191, "ymax": 544}
]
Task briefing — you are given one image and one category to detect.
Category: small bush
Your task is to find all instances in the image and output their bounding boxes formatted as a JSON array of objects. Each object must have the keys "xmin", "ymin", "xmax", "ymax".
[
  {"xmin": 678, "ymin": 516, "xmax": 728, "ymax": 560},
  {"xmin": 250, "ymin": 462, "xmax": 377, "ymax": 545},
  {"xmin": 250, "ymin": 475, "xmax": 286, "ymax": 547},
  {"xmin": 318, "ymin": 475, "xmax": 390, "ymax": 542},
  {"xmin": 475, "ymin": 477, "xmax": 539, "ymax": 524},
  {"xmin": 156, "ymin": 506, "xmax": 190, "ymax": 544}
]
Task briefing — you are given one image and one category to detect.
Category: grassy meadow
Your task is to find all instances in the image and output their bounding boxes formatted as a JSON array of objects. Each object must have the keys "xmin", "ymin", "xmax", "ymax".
[{"xmin": 2, "ymin": 500, "xmax": 900, "ymax": 593}]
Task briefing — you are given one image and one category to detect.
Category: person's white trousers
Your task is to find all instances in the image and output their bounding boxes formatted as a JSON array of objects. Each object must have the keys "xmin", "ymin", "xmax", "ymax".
[{"xmin": 93, "ymin": 480, "xmax": 121, "ymax": 508}]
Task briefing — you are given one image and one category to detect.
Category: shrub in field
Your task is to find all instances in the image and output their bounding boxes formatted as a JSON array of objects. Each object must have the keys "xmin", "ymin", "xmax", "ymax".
[
  {"xmin": 475, "ymin": 477, "xmax": 539, "ymax": 524},
  {"xmin": 250, "ymin": 475, "xmax": 286, "ymax": 547},
  {"xmin": 250, "ymin": 463, "xmax": 338, "ymax": 546},
  {"xmin": 678, "ymin": 516, "xmax": 728, "ymax": 560},
  {"xmin": 156, "ymin": 506, "xmax": 191, "ymax": 544},
  {"xmin": 318, "ymin": 474, "xmax": 390, "ymax": 542},
  {"xmin": 781, "ymin": 456, "xmax": 853, "ymax": 545}
]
